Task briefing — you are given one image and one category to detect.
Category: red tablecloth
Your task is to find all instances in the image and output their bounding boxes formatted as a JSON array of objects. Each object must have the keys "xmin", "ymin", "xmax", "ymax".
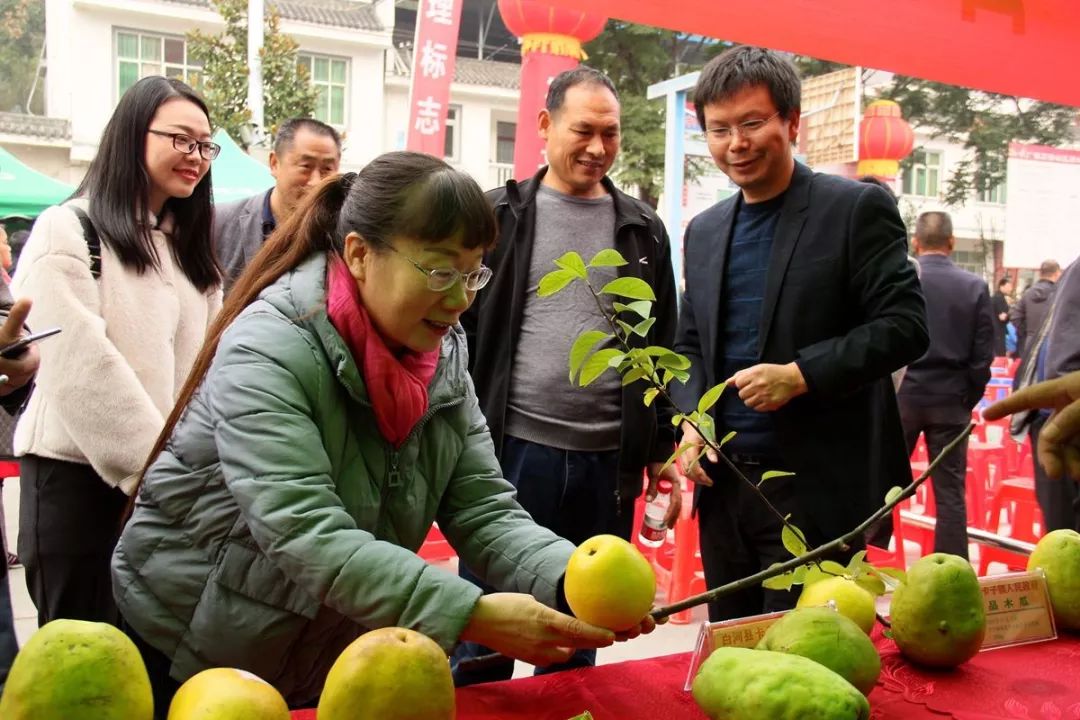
[{"xmin": 291, "ymin": 631, "xmax": 1080, "ymax": 720}]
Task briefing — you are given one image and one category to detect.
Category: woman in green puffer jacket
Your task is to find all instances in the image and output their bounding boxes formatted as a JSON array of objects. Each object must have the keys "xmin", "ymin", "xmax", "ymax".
[{"xmin": 112, "ymin": 152, "xmax": 650, "ymax": 715}]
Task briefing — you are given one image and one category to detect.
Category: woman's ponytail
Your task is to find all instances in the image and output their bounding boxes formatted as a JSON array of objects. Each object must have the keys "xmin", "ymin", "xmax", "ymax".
[{"xmin": 121, "ymin": 174, "xmax": 353, "ymax": 523}]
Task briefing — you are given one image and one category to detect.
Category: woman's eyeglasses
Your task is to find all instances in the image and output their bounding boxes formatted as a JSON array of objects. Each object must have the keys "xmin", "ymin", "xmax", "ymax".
[
  {"xmin": 387, "ymin": 245, "xmax": 493, "ymax": 292},
  {"xmin": 148, "ymin": 130, "xmax": 221, "ymax": 161}
]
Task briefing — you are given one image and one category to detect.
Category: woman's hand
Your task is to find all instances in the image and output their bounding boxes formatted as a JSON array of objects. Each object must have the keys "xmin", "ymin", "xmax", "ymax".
[{"xmin": 460, "ymin": 593, "xmax": 615, "ymax": 667}]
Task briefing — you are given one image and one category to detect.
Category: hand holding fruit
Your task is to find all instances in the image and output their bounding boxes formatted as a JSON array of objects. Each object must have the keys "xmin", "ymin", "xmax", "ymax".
[{"xmin": 459, "ymin": 593, "xmax": 615, "ymax": 667}]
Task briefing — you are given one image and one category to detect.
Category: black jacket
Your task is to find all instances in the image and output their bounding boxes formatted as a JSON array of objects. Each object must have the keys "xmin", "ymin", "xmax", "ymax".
[
  {"xmin": 673, "ymin": 162, "xmax": 928, "ymax": 539},
  {"xmin": 461, "ymin": 168, "xmax": 678, "ymax": 508},
  {"xmin": 900, "ymin": 254, "xmax": 994, "ymax": 409}
]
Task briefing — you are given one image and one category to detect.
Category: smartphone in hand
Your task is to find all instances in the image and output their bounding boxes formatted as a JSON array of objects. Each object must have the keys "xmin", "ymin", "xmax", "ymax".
[{"xmin": 0, "ymin": 327, "xmax": 61, "ymax": 359}]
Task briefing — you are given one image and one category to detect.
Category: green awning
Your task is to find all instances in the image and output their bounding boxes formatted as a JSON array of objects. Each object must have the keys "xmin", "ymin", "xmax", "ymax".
[
  {"xmin": 211, "ymin": 129, "xmax": 274, "ymax": 205},
  {"xmin": 0, "ymin": 145, "xmax": 74, "ymax": 220}
]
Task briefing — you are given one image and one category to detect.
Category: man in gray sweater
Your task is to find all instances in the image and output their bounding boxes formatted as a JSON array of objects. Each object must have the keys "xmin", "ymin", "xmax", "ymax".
[{"xmin": 214, "ymin": 118, "xmax": 341, "ymax": 294}]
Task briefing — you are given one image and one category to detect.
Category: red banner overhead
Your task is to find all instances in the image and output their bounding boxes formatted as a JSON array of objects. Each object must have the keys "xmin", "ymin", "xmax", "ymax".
[
  {"xmin": 539, "ymin": 0, "xmax": 1080, "ymax": 107},
  {"xmin": 406, "ymin": 0, "xmax": 465, "ymax": 157}
]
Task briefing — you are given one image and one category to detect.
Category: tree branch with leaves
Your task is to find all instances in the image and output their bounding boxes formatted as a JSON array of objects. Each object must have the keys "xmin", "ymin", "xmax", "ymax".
[
  {"xmin": 187, "ymin": 0, "xmax": 318, "ymax": 147},
  {"xmin": 543, "ymin": 248, "xmax": 970, "ymax": 619}
]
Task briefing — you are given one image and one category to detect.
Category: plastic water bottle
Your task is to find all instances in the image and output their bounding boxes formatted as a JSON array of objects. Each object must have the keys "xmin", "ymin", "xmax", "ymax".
[{"xmin": 638, "ymin": 479, "xmax": 674, "ymax": 548}]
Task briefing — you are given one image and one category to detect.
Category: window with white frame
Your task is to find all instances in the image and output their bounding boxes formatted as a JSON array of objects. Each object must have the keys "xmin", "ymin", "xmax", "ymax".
[
  {"xmin": 298, "ymin": 54, "xmax": 348, "ymax": 127},
  {"xmin": 496, "ymin": 121, "xmax": 516, "ymax": 165},
  {"xmin": 443, "ymin": 105, "xmax": 461, "ymax": 162},
  {"xmin": 901, "ymin": 150, "xmax": 942, "ymax": 198},
  {"xmin": 978, "ymin": 180, "xmax": 1007, "ymax": 204},
  {"xmin": 116, "ymin": 30, "xmax": 203, "ymax": 99}
]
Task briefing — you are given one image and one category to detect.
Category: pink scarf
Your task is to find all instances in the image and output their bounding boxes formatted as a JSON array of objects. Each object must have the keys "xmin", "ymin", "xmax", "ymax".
[{"xmin": 326, "ymin": 259, "xmax": 439, "ymax": 447}]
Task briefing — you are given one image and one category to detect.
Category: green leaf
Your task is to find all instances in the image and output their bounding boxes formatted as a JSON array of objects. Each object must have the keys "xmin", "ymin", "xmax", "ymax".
[
  {"xmin": 606, "ymin": 352, "xmax": 627, "ymax": 369},
  {"xmin": 696, "ymin": 382, "xmax": 727, "ymax": 414},
  {"xmin": 884, "ymin": 486, "xmax": 904, "ymax": 505},
  {"xmin": 875, "ymin": 567, "xmax": 908, "ymax": 585},
  {"xmin": 553, "ymin": 251, "xmax": 587, "ymax": 278},
  {"xmin": 819, "ymin": 560, "xmax": 847, "ymax": 576},
  {"xmin": 579, "ymin": 349, "xmax": 623, "ymax": 387},
  {"xmin": 631, "ymin": 317, "xmax": 657, "ymax": 337},
  {"xmin": 656, "ymin": 352, "xmax": 691, "ymax": 370},
  {"xmin": 846, "ymin": 550, "xmax": 868, "ymax": 573},
  {"xmin": 791, "ymin": 565, "xmax": 809, "ymax": 585},
  {"xmin": 643, "ymin": 388, "xmax": 659, "ymax": 407},
  {"xmin": 668, "ymin": 369, "xmax": 690, "ymax": 384},
  {"xmin": 616, "ymin": 319, "xmax": 637, "ymax": 338},
  {"xmin": 626, "ymin": 300, "xmax": 653, "ymax": 319},
  {"xmin": 643, "ymin": 345, "xmax": 672, "ymax": 356},
  {"xmin": 587, "ymin": 249, "xmax": 628, "ymax": 268},
  {"xmin": 599, "ymin": 277, "xmax": 656, "ymax": 301},
  {"xmin": 568, "ymin": 331, "xmax": 612, "ymax": 382},
  {"xmin": 720, "ymin": 431, "xmax": 736, "ymax": 447},
  {"xmin": 538, "ymin": 269, "xmax": 577, "ymax": 297},
  {"xmin": 762, "ymin": 564, "xmax": 797, "ymax": 591},
  {"xmin": 659, "ymin": 440, "xmax": 697, "ymax": 474},
  {"xmin": 854, "ymin": 572, "xmax": 887, "ymax": 597},
  {"xmin": 759, "ymin": 470, "xmax": 796, "ymax": 487},
  {"xmin": 621, "ymin": 368, "xmax": 647, "ymax": 386},
  {"xmin": 613, "ymin": 301, "xmax": 653, "ymax": 320},
  {"xmin": 781, "ymin": 523, "xmax": 808, "ymax": 558},
  {"xmin": 699, "ymin": 420, "xmax": 717, "ymax": 446},
  {"xmin": 803, "ymin": 564, "xmax": 828, "ymax": 586},
  {"xmin": 566, "ymin": 713, "xmax": 594, "ymax": 720}
]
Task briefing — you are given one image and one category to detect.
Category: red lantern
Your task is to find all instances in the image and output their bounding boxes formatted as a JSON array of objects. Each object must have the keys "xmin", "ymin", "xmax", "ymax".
[
  {"xmin": 857, "ymin": 100, "xmax": 915, "ymax": 180},
  {"xmin": 497, "ymin": 0, "xmax": 607, "ymax": 180}
]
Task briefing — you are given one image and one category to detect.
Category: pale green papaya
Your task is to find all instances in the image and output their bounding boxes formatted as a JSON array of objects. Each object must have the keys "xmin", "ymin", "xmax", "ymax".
[
  {"xmin": 757, "ymin": 606, "xmax": 881, "ymax": 695},
  {"xmin": 692, "ymin": 647, "xmax": 870, "ymax": 720}
]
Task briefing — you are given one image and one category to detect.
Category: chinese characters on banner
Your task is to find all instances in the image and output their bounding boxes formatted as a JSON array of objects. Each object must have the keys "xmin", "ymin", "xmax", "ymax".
[{"xmin": 407, "ymin": 0, "xmax": 464, "ymax": 157}]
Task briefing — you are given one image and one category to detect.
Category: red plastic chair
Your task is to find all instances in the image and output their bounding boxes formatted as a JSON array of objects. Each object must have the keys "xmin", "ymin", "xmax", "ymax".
[
  {"xmin": 866, "ymin": 504, "xmax": 908, "ymax": 570},
  {"xmin": 977, "ymin": 477, "xmax": 1044, "ymax": 576}
]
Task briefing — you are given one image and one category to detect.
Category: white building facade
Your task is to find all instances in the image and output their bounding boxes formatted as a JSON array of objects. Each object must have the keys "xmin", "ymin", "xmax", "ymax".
[{"xmin": 8, "ymin": 0, "xmax": 522, "ymax": 192}]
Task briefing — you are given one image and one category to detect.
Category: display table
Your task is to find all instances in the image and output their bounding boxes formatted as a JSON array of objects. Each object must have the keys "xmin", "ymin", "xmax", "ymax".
[{"xmin": 291, "ymin": 631, "xmax": 1080, "ymax": 719}]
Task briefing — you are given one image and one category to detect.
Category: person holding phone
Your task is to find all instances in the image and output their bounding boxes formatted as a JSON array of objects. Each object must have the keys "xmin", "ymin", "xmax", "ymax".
[
  {"xmin": 0, "ymin": 289, "xmax": 39, "ymax": 692},
  {"xmin": 11, "ymin": 76, "xmax": 222, "ymax": 627},
  {"xmin": 112, "ymin": 153, "xmax": 651, "ymax": 715}
]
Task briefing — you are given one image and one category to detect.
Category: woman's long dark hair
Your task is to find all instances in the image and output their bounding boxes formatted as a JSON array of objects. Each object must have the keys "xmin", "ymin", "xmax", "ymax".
[
  {"xmin": 125, "ymin": 151, "xmax": 497, "ymax": 515},
  {"xmin": 75, "ymin": 76, "xmax": 219, "ymax": 292}
]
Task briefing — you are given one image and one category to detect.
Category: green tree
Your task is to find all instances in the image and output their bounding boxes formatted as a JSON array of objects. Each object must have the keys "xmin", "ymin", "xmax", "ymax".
[
  {"xmin": 187, "ymin": 0, "xmax": 317, "ymax": 147},
  {"xmin": 0, "ymin": 0, "xmax": 45, "ymax": 114},
  {"xmin": 880, "ymin": 76, "xmax": 1076, "ymax": 207},
  {"xmin": 584, "ymin": 22, "xmax": 724, "ymax": 207}
]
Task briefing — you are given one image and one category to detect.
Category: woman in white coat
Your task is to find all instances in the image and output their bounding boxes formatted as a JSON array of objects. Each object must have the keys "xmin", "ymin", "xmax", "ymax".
[{"xmin": 11, "ymin": 76, "xmax": 222, "ymax": 626}]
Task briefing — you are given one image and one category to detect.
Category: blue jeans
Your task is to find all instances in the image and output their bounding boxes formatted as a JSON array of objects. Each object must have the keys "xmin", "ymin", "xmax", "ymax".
[
  {"xmin": 450, "ymin": 435, "xmax": 631, "ymax": 686},
  {"xmin": 0, "ymin": 563, "xmax": 18, "ymax": 692}
]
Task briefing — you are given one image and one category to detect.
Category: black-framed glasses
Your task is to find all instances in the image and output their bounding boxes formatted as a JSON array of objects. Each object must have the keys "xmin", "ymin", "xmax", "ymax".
[
  {"xmin": 704, "ymin": 111, "xmax": 781, "ymax": 142},
  {"xmin": 148, "ymin": 129, "xmax": 221, "ymax": 160},
  {"xmin": 387, "ymin": 245, "xmax": 493, "ymax": 292}
]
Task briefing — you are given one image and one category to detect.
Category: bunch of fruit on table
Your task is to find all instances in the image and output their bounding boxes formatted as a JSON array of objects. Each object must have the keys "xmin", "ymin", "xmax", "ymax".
[
  {"xmin": 691, "ymin": 528, "xmax": 1080, "ymax": 720},
  {"xmin": 1, "ymin": 530, "xmax": 1076, "ymax": 719}
]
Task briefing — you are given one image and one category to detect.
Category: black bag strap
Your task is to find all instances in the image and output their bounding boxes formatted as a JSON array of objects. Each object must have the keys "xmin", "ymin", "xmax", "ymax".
[{"xmin": 68, "ymin": 206, "xmax": 102, "ymax": 279}]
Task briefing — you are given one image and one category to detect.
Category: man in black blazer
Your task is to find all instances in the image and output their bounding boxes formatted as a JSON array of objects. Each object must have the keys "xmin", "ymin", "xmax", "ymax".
[
  {"xmin": 673, "ymin": 46, "xmax": 928, "ymax": 621},
  {"xmin": 898, "ymin": 211, "xmax": 994, "ymax": 558}
]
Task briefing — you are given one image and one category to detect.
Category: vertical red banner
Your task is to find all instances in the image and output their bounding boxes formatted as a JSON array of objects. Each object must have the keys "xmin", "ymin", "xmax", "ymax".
[
  {"xmin": 512, "ymin": 52, "xmax": 580, "ymax": 180},
  {"xmin": 406, "ymin": 0, "xmax": 465, "ymax": 157}
]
